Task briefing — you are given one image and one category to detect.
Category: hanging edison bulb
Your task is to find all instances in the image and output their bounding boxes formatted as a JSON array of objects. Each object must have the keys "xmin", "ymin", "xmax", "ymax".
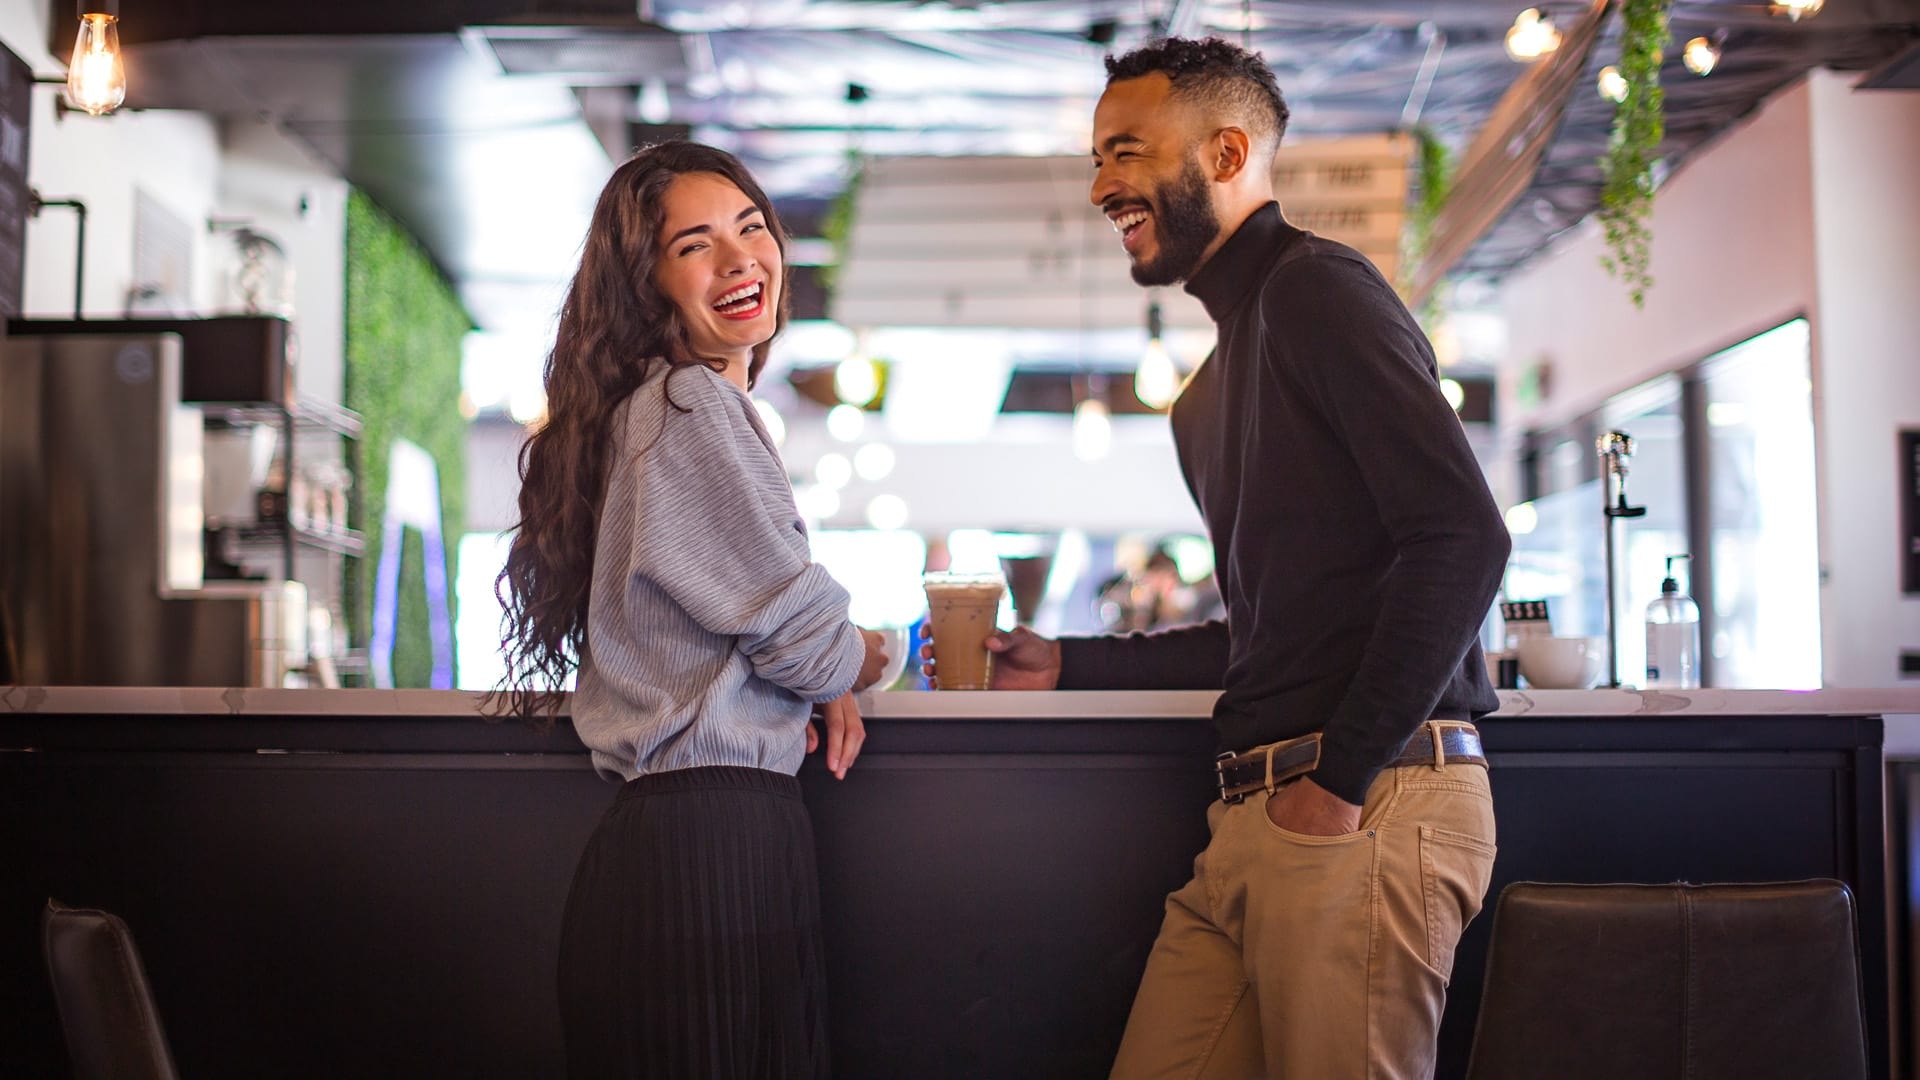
[
  {"xmin": 1133, "ymin": 300, "xmax": 1178, "ymax": 409},
  {"xmin": 832, "ymin": 356, "xmax": 875, "ymax": 405},
  {"xmin": 1504, "ymin": 8, "xmax": 1561, "ymax": 62},
  {"xmin": 66, "ymin": 12, "xmax": 126, "ymax": 116},
  {"xmin": 1683, "ymin": 36, "xmax": 1721, "ymax": 76},
  {"xmin": 834, "ymin": 331, "xmax": 881, "ymax": 406},
  {"xmin": 1134, "ymin": 338, "xmax": 1178, "ymax": 409},
  {"xmin": 1597, "ymin": 65, "xmax": 1629, "ymax": 104},
  {"xmin": 1071, "ymin": 398, "xmax": 1112, "ymax": 463}
]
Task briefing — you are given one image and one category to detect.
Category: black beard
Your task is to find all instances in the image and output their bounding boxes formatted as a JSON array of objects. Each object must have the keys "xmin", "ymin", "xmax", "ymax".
[{"xmin": 1130, "ymin": 159, "xmax": 1219, "ymax": 287}]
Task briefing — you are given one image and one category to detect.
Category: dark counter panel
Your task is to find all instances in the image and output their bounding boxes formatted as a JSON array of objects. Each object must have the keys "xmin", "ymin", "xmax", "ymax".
[{"xmin": 0, "ymin": 711, "xmax": 1885, "ymax": 1078}]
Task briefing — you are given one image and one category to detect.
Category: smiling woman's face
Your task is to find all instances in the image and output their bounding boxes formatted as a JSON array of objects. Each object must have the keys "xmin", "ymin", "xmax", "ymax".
[{"xmin": 651, "ymin": 171, "xmax": 783, "ymax": 367}]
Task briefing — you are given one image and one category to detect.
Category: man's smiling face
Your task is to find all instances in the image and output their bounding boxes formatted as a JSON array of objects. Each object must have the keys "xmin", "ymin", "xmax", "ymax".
[{"xmin": 1090, "ymin": 73, "xmax": 1223, "ymax": 287}]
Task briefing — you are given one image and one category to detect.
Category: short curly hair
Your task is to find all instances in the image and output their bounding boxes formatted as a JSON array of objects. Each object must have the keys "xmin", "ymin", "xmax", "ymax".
[{"xmin": 1105, "ymin": 36, "xmax": 1289, "ymax": 153}]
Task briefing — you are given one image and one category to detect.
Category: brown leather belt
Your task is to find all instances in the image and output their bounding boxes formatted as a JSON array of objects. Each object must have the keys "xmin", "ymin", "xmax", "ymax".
[{"xmin": 1214, "ymin": 721, "xmax": 1486, "ymax": 804}]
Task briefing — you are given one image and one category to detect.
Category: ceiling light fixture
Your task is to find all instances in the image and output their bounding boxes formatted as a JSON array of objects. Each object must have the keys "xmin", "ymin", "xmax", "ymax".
[
  {"xmin": 1071, "ymin": 395, "xmax": 1112, "ymax": 463},
  {"xmin": 508, "ymin": 387, "xmax": 547, "ymax": 428},
  {"xmin": 1683, "ymin": 35, "xmax": 1722, "ymax": 76},
  {"xmin": 66, "ymin": 2, "xmax": 126, "ymax": 116},
  {"xmin": 1773, "ymin": 0, "xmax": 1822, "ymax": 21},
  {"xmin": 1135, "ymin": 338, "xmax": 1177, "ymax": 410},
  {"xmin": 1504, "ymin": 502, "xmax": 1539, "ymax": 536},
  {"xmin": 1504, "ymin": 8, "xmax": 1562, "ymax": 63},
  {"xmin": 865, "ymin": 493, "xmax": 909, "ymax": 532},
  {"xmin": 1598, "ymin": 65, "xmax": 1629, "ymax": 103},
  {"xmin": 833, "ymin": 333, "xmax": 881, "ymax": 406},
  {"xmin": 795, "ymin": 484, "xmax": 840, "ymax": 522},
  {"xmin": 1133, "ymin": 300, "xmax": 1178, "ymax": 409},
  {"xmin": 853, "ymin": 443, "xmax": 896, "ymax": 482},
  {"xmin": 752, "ymin": 399, "xmax": 786, "ymax": 447},
  {"xmin": 826, "ymin": 402, "xmax": 865, "ymax": 442},
  {"xmin": 814, "ymin": 452, "xmax": 853, "ymax": 491}
]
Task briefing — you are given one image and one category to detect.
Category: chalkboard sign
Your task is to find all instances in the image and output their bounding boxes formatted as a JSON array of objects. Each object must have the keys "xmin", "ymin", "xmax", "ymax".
[
  {"xmin": 0, "ymin": 40, "xmax": 29, "ymax": 318},
  {"xmin": 1903, "ymin": 429, "xmax": 1920, "ymax": 595}
]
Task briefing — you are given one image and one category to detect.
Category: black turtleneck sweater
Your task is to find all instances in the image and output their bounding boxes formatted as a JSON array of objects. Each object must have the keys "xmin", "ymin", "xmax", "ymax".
[{"xmin": 1058, "ymin": 203, "xmax": 1510, "ymax": 805}]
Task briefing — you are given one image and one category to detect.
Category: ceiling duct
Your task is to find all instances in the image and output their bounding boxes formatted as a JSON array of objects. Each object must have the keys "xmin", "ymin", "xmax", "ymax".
[
  {"xmin": 465, "ymin": 25, "xmax": 689, "ymax": 81},
  {"xmin": 1857, "ymin": 38, "xmax": 1920, "ymax": 90}
]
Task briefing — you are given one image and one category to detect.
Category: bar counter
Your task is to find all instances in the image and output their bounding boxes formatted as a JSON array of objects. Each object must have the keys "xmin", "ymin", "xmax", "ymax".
[{"xmin": 4, "ymin": 687, "xmax": 1912, "ymax": 1078}]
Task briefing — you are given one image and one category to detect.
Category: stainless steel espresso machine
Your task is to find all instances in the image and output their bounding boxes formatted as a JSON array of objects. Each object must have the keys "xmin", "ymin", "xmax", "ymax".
[{"xmin": 0, "ymin": 316, "xmax": 355, "ymax": 686}]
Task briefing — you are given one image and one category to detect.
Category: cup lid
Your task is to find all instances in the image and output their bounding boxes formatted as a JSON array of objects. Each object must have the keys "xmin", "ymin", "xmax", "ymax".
[{"xmin": 922, "ymin": 571, "xmax": 1004, "ymax": 586}]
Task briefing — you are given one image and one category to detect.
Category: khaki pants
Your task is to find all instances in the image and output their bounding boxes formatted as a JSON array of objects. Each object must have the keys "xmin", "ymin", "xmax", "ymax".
[{"xmin": 1111, "ymin": 741, "xmax": 1497, "ymax": 1080}]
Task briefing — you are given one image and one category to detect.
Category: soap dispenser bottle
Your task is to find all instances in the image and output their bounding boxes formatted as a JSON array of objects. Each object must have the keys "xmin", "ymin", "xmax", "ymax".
[{"xmin": 1645, "ymin": 554, "xmax": 1701, "ymax": 689}]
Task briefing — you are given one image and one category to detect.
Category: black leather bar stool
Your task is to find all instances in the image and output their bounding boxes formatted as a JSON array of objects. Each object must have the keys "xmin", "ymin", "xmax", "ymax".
[
  {"xmin": 1465, "ymin": 880, "xmax": 1868, "ymax": 1080},
  {"xmin": 41, "ymin": 899, "xmax": 180, "ymax": 1080}
]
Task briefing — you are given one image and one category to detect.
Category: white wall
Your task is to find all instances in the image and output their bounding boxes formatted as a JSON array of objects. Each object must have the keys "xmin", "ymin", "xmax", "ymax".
[
  {"xmin": 1499, "ymin": 78, "xmax": 1818, "ymax": 442},
  {"xmin": 1805, "ymin": 70, "xmax": 1920, "ymax": 688},
  {"xmin": 217, "ymin": 119, "xmax": 349, "ymax": 405},
  {"xmin": 0, "ymin": 3, "xmax": 348, "ymax": 407},
  {"xmin": 1499, "ymin": 71, "xmax": 1920, "ymax": 688},
  {"xmin": 21, "ymin": 97, "xmax": 224, "ymax": 319},
  {"xmin": 0, "ymin": 0, "xmax": 220, "ymax": 317}
]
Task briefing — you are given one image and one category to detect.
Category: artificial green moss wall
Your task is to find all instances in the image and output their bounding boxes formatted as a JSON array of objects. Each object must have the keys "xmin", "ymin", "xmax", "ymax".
[{"xmin": 343, "ymin": 189, "xmax": 472, "ymax": 687}]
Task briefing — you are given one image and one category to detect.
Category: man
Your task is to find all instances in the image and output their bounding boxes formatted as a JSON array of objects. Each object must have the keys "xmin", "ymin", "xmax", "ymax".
[{"xmin": 933, "ymin": 37, "xmax": 1511, "ymax": 1078}]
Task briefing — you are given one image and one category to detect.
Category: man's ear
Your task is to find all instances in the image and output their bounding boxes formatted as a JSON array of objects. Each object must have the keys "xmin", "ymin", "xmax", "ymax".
[{"xmin": 1210, "ymin": 126, "xmax": 1252, "ymax": 183}]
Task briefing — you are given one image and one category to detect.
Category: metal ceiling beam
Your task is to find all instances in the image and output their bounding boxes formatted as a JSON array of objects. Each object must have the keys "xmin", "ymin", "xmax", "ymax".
[
  {"xmin": 1407, "ymin": 0, "xmax": 1612, "ymax": 307},
  {"xmin": 43, "ymin": 0, "xmax": 651, "ymax": 58},
  {"xmin": 84, "ymin": 0, "xmax": 1920, "ymax": 333}
]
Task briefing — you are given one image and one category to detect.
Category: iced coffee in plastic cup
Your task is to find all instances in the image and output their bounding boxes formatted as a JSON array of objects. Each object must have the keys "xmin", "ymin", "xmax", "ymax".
[{"xmin": 923, "ymin": 572, "xmax": 1005, "ymax": 690}]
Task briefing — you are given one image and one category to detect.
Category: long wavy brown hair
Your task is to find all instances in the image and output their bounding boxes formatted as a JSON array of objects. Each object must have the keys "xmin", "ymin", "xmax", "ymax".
[{"xmin": 491, "ymin": 142, "xmax": 790, "ymax": 721}]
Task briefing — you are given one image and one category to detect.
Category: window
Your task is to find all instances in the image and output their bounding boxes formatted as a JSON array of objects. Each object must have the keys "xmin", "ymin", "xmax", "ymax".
[
  {"xmin": 1512, "ymin": 319, "xmax": 1819, "ymax": 688},
  {"xmin": 1700, "ymin": 320, "xmax": 1820, "ymax": 688}
]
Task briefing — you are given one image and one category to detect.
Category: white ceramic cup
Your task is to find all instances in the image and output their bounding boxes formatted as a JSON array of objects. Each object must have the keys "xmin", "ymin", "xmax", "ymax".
[
  {"xmin": 868, "ymin": 626, "xmax": 911, "ymax": 690},
  {"xmin": 1517, "ymin": 635, "xmax": 1605, "ymax": 689}
]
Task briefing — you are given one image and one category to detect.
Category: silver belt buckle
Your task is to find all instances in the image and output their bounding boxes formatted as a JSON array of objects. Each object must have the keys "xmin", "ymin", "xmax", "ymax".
[{"xmin": 1214, "ymin": 751, "xmax": 1245, "ymax": 804}]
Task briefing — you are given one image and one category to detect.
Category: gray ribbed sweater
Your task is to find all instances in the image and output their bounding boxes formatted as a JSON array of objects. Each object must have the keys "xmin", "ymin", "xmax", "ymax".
[{"xmin": 572, "ymin": 363, "xmax": 864, "ymax": 781}]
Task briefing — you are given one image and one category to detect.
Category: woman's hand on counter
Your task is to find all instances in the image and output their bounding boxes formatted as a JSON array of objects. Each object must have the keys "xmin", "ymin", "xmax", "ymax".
[
  {"xmin": 919, "ymin": 626, "xmax": 1062, "ymax": 691},
  {"xmin": 808, "ymin": 693, "xmax": 866, "ymax": 779}
]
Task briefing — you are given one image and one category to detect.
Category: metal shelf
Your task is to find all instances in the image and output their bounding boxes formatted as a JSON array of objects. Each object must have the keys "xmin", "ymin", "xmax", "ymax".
[
  {"xmin": 199, "ymin": 398, "xmax": 363, "ymax": 439},
  {"xmin": 233, "ymin": 520, "xmax": 366, "ymax": 558},
  {"xmin": 293, "ymin": 397, "xmax": 363, "ymax": 439}
]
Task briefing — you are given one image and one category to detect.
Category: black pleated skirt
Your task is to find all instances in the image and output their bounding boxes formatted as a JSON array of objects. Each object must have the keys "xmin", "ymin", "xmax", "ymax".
[{"xmin": 557, "ymin": 766, "xmax": 830, "ymax": 1079}]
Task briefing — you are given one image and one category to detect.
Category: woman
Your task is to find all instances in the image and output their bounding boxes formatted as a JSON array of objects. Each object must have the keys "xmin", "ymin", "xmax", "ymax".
[{"xmin": 495, "ymin": 141, "xmax": 886, "ymax": 1078}]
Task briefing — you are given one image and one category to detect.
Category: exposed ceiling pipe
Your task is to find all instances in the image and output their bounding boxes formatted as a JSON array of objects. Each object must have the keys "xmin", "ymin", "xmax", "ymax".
[{"xmin": 1400, "ymin": 22, "xmax": 1446, "ymax": 129}]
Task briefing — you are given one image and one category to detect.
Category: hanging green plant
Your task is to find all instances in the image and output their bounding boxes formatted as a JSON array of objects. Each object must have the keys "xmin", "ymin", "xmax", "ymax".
[
  {"xmin": 1597, "ymin": 0, "xmax": 1670, "ymax": 308},
  {"xmin": 817, "ymin": 149, "xmax": 864, "ymax": 293},
  {"xmin": 1404, "ymin": 125, "xmax": 1455, "ymax": 328}
]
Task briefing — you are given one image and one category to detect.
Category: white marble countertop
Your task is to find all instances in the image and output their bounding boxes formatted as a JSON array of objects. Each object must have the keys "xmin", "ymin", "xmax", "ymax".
[{"xmin": 4, "ymin": 684, "xmax": 1918, "ymax": 722}]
